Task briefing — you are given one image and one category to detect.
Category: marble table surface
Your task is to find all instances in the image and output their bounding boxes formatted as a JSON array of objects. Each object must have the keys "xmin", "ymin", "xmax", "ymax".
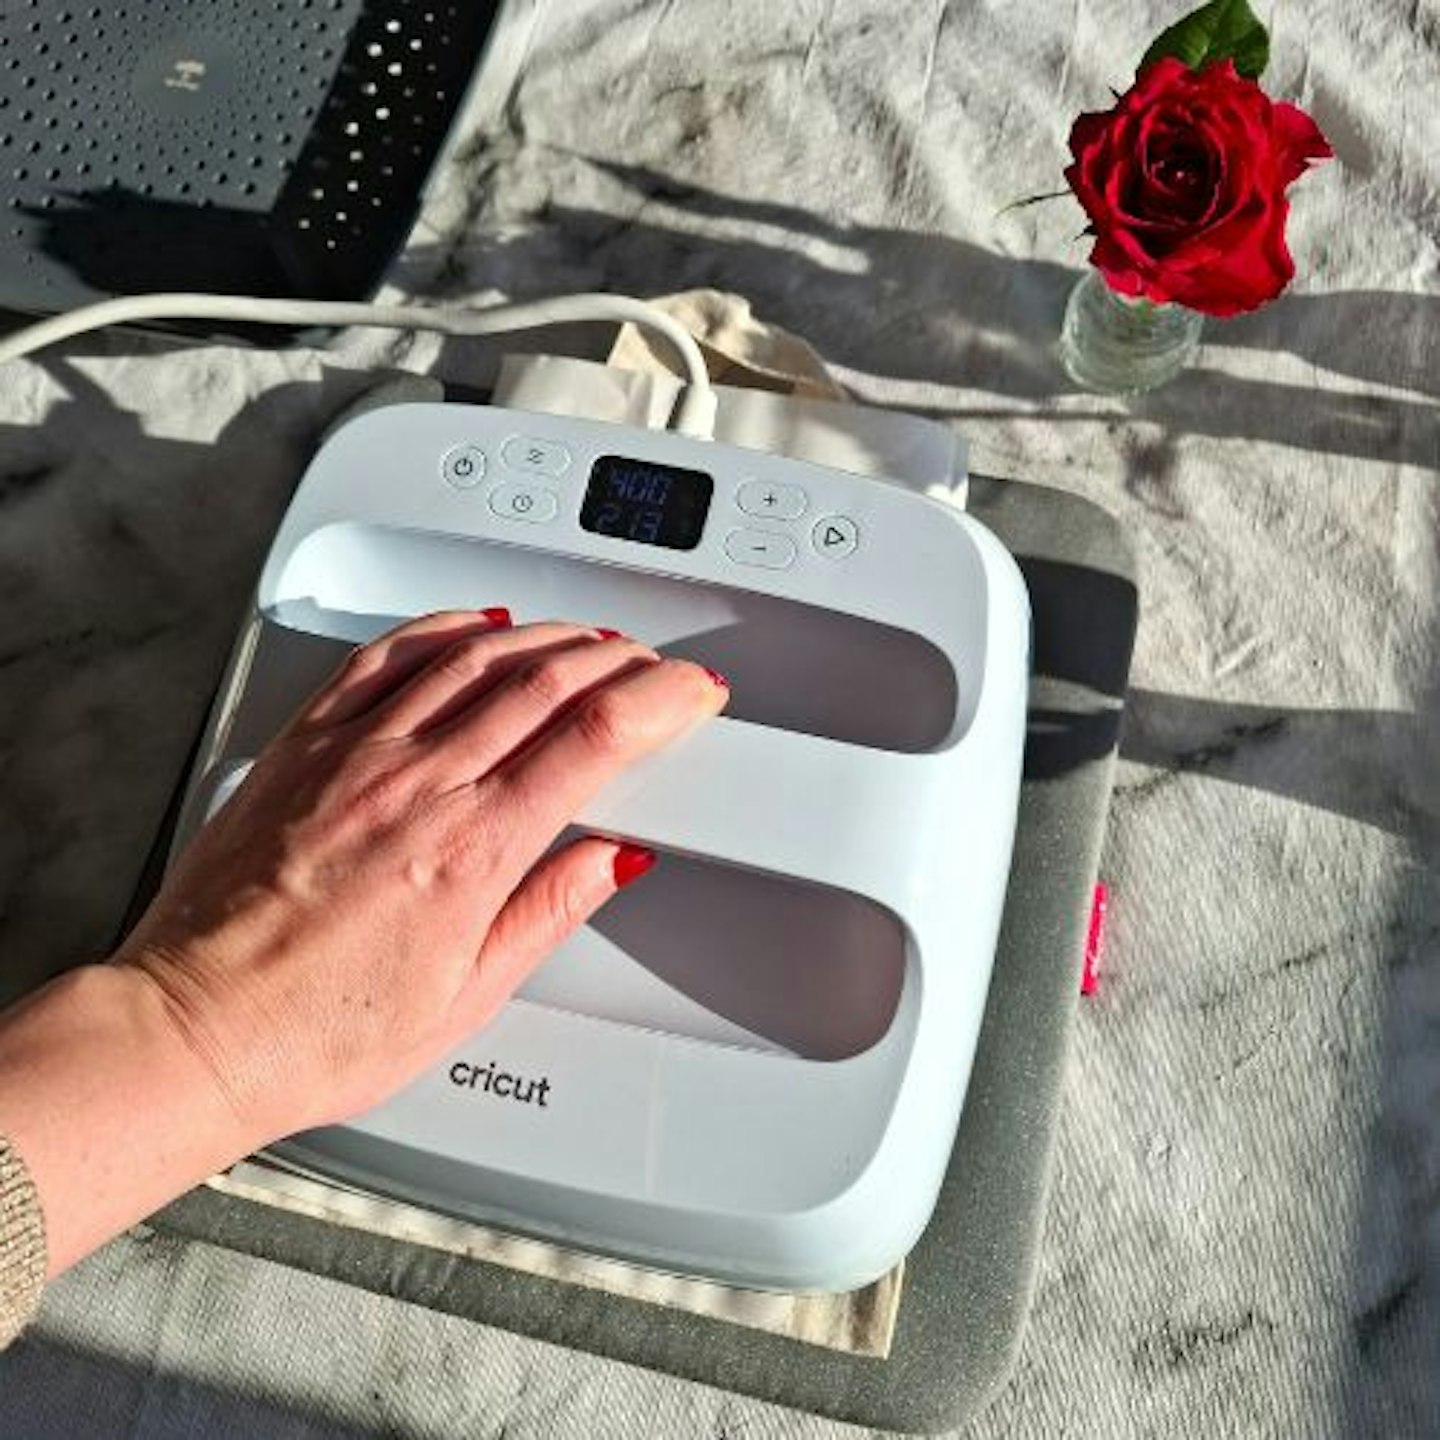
[{"xmin": 1, "ymin": 1, "xmax": 1438, "ymax": 1436}]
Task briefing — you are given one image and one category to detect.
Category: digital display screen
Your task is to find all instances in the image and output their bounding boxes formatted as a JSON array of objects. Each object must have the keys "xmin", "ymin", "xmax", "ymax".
[{"xmin": 579, "ymin": 455, "xmax": 713, "ymax": 551}]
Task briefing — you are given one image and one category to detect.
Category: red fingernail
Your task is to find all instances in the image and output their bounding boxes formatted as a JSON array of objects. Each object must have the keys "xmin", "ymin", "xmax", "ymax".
[
  {"xmin": 480, "ymin": 607, "xmax": 512, "ymax": 627},
  {"xmin": 613, "ymin": 844, "xmax": 657, "ymax": 889},
  {"xmin": 705, "ymin": 668, "xmax": 729, "ymax": 689},
  {"xmin": 596, "ymin": 628, "xmax": 624, "ymax": 641}
]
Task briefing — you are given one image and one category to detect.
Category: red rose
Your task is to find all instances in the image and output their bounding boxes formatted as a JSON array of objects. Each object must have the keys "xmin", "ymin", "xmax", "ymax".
[{"xmin": 1064, "ymin": 57, "xmax": 1332, "ymax": 316}]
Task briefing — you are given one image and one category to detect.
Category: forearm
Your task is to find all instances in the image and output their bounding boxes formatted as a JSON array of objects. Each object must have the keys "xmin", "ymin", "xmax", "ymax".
[{"xmin": 0, "ymin": 963, "xmax": 263, "ymax": 1278}]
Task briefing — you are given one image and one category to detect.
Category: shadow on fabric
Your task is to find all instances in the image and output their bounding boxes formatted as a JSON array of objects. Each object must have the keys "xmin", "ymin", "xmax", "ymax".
[
  {"xmin": 392, "ymin": 158, "xmax": 1439, "ymax": 474},
  {"xmin": 0, "ymin": 1336, "xmax": 378, "ymax": 1440},
  {"xmin": 0, "ymin": 358, "xmax": 408, "ymax": 1009},
  {"xmin": 1116, "ymin": 689, "xmax": 1440, "ymax": 1434},
  {"xmin": 1119, "ymin": 690, "xmax": 1440, "ymax": 848},
  {"xmin": 16, "ymin": 172, "xmax": 1437, "ymax": 472}
]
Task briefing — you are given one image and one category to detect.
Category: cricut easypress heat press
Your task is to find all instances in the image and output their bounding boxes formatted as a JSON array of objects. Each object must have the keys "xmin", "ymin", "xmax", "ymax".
[{"xmin": 166, "ymin": 402, "xmax": 1030, "ymax": 1292}]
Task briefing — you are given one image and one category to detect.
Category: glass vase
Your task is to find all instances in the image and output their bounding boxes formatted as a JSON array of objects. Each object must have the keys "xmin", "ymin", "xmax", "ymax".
[{"xmin": 1059, "ymin": 268, "xmax": 1203, "ymax": 395}]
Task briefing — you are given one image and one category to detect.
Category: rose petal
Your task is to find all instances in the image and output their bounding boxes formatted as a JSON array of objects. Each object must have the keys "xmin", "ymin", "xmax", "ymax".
[
  {"xmin": 1131, "ymin": 56, "xmax": 1194, "ymax": 103},
  {"xmin": 1271, "ymin": 102, "xmax": 1334, "ymax": 185},
  {"xmin": 1091, "ymin": 245, "xmax": 1149, "ymax": 300},
  {"xmin": 1067, "ymin": 109, "xmax": 1114, "ymax": 163}
]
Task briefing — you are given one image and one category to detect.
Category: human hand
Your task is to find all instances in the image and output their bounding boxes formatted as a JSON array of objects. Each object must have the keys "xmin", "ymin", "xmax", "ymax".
[{"xmin": 115, "ymin": 610, "xmax": 727, "ymax": 1146}]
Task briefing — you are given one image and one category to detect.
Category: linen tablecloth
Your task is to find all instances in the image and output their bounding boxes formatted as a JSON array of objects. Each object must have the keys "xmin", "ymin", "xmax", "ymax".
[{"xmin": 1, "ymin": 1, "xmax": 1436, "ymax": 1434}]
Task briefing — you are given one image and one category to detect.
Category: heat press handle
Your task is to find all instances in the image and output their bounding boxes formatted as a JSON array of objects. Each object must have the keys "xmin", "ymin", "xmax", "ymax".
[{"xmin": 200, "ymin": 706, "xmax": 1011, "ymax": 938}]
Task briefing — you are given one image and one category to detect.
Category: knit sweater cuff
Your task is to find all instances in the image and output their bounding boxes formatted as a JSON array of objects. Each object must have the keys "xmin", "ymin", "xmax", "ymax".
[{"xmin": 0, "ymin": 1135, "xmax": 47, "ymax": 1348}]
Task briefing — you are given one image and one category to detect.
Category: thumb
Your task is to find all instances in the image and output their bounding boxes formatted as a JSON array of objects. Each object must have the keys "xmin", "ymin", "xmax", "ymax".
[{"xmin": 454, "ymin": 837, "xmax": 657, "ymax": 1028}]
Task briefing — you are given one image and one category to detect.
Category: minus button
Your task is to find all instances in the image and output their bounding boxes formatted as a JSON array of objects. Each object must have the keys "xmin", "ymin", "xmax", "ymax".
[{"xmin": 724, "ymin": 528, "xmax": 797, "ymax": 570}]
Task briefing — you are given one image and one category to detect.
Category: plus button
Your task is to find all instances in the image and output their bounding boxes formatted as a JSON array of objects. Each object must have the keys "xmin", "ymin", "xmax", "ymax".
[{"xmin": 737, "ymin": 479, "xmax": 808, "ymax": 521}]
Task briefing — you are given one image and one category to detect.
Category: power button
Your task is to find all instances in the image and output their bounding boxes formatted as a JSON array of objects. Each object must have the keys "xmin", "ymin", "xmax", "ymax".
[{"xmin": 441, "ymin": 445, "xmax": 487, "ymax": 489}]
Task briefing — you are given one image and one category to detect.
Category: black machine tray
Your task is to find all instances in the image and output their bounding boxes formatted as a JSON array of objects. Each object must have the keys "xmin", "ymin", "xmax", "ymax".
[
  {"xmin": 0, "ymin": 1, "xmax": 500, "ymax": 321},
  {"xmin": 126, "ymin": 472, "xmax": 1138, "ymax": 1434}
]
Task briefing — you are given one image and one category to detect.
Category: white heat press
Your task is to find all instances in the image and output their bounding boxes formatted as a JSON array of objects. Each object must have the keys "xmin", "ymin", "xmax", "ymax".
[{"xmin": 167, "ymin": 403, "xmax": 1030, "ymax": 1292}]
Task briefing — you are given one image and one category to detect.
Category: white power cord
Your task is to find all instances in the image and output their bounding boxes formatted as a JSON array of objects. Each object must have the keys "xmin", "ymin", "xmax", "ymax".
[{"xmin": 0, "ymin": 291, "xmax": 719, "ymax": 440}]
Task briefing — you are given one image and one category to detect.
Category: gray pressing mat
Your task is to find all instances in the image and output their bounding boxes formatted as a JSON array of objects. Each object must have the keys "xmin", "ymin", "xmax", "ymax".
[{"xmin": 126, "ymin": 473, "xmax": 1138, "ymax": 1435}]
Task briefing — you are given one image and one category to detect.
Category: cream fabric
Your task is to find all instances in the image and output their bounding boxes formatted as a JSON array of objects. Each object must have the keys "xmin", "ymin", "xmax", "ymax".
[
  {"xmin": 607, "ymin": 288, "xmax": 847, "ymax": 399},
  {"xmin": 211, "ymin": 1160, "xmax": 903, "ymax": 1357}
]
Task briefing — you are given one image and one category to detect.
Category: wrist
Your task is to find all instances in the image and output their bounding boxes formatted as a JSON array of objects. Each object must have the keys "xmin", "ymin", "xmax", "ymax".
[
  {"xmin": 111, "ymin": 960, "xmax": 279, "ymax": 1154},
  {"xmin": 0, "ymin": 963, "xmax": 266, "ymax": 1276},
  {"xmin": 115, "ymin": 938, "xmax": 320, "ymax": 1146}
]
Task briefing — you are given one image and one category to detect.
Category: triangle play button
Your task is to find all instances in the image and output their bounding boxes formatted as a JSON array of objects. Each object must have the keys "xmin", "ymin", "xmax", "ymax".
[{"xmin": 812, "ymin": 515, "xmax": 858, "ymax": 558}]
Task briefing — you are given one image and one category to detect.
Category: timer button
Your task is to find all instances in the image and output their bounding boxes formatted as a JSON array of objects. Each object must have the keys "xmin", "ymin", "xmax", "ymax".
[
  {"xmin": 724, "ymin": 528, "xmax": 797, "ymax": 570},
  {"xmin": 501, "ymin": 435, "xmax": 572, "ymax": 478},
  {"xmin": 489, "ymin": 482, "xmax": 559, "ymax": 524},
  {"xmin": 812, "ymin": 514, "xmax": 860, "ymax": 559},
  {"xmin": 736, "ymin": 479, "xmax": 808, "ymax": 521},
  {"xmin": 441, "ymin": 444, "xmax": 487, "ymax": 489}
]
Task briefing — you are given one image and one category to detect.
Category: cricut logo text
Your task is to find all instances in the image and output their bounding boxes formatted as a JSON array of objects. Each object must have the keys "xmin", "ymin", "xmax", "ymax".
[{"xmin": 449, "ymin": 1060, "xmax": 551, "ymax": 1108}]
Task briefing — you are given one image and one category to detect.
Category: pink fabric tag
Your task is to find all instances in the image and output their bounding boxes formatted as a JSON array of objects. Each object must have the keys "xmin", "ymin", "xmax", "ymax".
[{"xmin": 1081, "ymin": 883, "xmax": 1108, "ymax": 996}]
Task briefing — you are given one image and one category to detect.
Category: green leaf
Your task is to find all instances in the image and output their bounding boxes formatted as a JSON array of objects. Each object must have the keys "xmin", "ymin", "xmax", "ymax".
[{"xmin": 1139, "ymin": 0, "xmax": 1270, "ymax": 79}]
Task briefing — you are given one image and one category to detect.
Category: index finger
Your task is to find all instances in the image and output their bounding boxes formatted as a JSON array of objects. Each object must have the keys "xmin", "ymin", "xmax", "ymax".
[{"xmin": 295, "ymin": 610, "xmax": 515, "ymax": 730}]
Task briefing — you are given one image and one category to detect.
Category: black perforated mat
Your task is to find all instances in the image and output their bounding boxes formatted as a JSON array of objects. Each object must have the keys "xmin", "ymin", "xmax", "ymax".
[{"xmin": 0, "ymin": 0, "xmax": 500, "ymax": 318}]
